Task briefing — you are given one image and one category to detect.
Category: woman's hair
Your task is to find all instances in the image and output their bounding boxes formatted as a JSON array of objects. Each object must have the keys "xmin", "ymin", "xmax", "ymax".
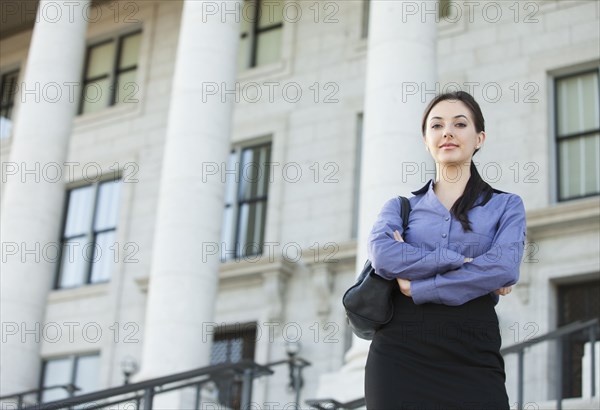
[{"xmin": 420, "ymin": 91, "xmax": 494, "ymax": 232}]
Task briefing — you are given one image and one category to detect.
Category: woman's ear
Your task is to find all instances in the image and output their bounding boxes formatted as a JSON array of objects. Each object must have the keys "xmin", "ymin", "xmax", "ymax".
[{"xmin": 477, "ymin": 131, "xmax": 486, "ymax": 147}]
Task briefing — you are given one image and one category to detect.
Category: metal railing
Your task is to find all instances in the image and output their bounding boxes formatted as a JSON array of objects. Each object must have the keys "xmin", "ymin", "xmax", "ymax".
[
  {"xmin": 305, "ymin": 397, "xmax": 365, "ymax": 410},
  {"xmin": 15, "ymin": 360, "xmax": 273, "ymax": 410},
  {"xmin": 500, "ymin": 318, "xmax": 599, "ymax": 410},
  {"xmin": 0, "ymin": 385, "xmax": 79, "ymax": 409}
]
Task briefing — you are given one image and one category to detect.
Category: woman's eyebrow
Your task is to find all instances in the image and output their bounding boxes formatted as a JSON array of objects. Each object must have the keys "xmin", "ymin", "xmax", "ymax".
[{"xmin": 430, "ymin": 115, "xmax": 469, "ymax": 121}]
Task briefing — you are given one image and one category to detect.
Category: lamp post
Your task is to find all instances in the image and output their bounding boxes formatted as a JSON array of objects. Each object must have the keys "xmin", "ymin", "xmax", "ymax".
[
  {"xmin": 285, "ymin": 341, "xmax": 310, "ymax": 410},
  {"xmin": 120, "ymin": 356, "xmax": 138, "ymax": 385}
]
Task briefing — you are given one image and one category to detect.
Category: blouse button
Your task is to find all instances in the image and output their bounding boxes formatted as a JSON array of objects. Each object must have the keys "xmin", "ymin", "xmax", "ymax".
[
  {"xmin": 441, "ymin": 233, "xmax": 447, "ymax": 238},
  {"xmin": 444, "ymin": 216, "xmax": 450, "ymax": 221}
]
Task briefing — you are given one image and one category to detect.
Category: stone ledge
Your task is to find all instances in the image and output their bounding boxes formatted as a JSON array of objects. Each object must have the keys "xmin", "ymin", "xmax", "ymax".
[
  {"xmin": 134, "ymin": 240, "xmax": 359, "ymax": 293},
  {"xmin": 526, "ymin": 196, "xmax": 600, "ymax": 239},
  {"xmin": 47, "ymin": 282, "xmax": 110, "ymax": 303}
]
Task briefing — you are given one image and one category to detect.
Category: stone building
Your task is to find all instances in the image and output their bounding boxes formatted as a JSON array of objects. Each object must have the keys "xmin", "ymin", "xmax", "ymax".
[{"xmin": 1, "ymin": 0, "xmax": 599, "ymax": 409}]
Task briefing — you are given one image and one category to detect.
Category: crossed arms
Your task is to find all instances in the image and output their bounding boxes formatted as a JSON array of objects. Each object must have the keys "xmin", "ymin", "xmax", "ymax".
[{"xmin": 367, "ymin": 195, "xmax": 527, "ymax": 306}]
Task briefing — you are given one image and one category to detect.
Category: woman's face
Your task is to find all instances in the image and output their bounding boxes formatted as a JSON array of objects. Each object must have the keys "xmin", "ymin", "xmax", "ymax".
[{"xmin": 423, "ymin": 99, "xmax": 485, "ymax": 166}]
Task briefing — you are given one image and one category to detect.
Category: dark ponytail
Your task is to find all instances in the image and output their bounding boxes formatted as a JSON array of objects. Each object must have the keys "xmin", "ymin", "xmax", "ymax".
[{"xmin": 421, "ymin": 91, "xmax": 494, "ymax": 233}]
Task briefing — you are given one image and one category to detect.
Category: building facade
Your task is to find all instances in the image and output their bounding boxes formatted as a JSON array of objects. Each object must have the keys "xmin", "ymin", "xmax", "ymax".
[{"xmin": 0, "ymin": 0, "xmax": 599, "ymax": 408}]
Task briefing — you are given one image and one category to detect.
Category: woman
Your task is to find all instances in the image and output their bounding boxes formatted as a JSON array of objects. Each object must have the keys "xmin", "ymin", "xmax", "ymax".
[{"xmin": 364, "ymin": 91, "xmax": 527, "ymax": 409}]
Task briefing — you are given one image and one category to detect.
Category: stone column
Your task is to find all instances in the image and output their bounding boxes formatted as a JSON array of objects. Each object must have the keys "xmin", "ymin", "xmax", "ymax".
[
  {"xmin": 138, "ymin": 0, "xmax": 242, "ymax": 403},
  {"xmin": 0, "ymin": 0, "xmax": 89, "ymax": 396},
  {"xmin": 317, "ymin": 0, "xmax": 437, "ymax": 401}
]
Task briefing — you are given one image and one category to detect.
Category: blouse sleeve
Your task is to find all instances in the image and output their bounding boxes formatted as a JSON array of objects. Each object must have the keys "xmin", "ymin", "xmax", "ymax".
[
  {"xmin": 410, "ymin": 194, "xmax": 527, "ymax": 306},
  {"xmin": 367, "ymin": 197, "xmax": 466, "ymax": 281}
]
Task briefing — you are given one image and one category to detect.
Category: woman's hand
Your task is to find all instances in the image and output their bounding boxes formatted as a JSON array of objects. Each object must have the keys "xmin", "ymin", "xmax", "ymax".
[
  {"xmin": 494, "ymin": 286, "xmax": 512, "ymax": 296},
  {"xmin": 392, "ymin": 231, "xmax": 412, "ymax": 296},
  {"xmin": 393, "ymin": 230, "xmax": 404, "ymax": 242},
  {"xmin": 396, "ymin": 278, "xmax": 412, "ymax": 297},
  {"xmin": 394, "ymin": 231, "xmax": 411, "ymax": 297},
  {"xmin": 395, "ymin": 229, "xmax": 511, "ymax": 298}
]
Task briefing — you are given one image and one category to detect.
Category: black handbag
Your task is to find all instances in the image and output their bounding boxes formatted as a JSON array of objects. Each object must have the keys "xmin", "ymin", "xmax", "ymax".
[{"xmin": 342, "ymin": 196, "xmax": 411, "ymax": 340}]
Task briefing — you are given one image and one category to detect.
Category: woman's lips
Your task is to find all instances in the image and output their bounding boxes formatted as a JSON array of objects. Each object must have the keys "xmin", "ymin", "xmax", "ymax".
[{"xmin": 440, "ymin": 145, "xmax": 458, "ymax": 149}]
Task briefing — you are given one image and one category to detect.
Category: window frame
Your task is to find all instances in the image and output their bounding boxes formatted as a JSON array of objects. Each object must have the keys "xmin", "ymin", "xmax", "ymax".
[
  {"xmin": 553, "ymin": 66, "xmax": 600, "ymax": 202},
  {"xmin": 240, "ymin": 0, "xmax": 284, "ymax": 70},
  {"xmin": 209, "ymin": 322, "xmax": 257, "ymax": 410},
  {"xmin": 78, "ymin": 29, "xmax": 142, "ymax": 115},
  {"xmin": 54, "ymin": 178, "xmax": 122, "ymax": 289},
  {"xmin": 0, "ymin": 68, "xmax": 20, "ymax": 139},
  {"xmin": 222, "ymin": 141, "xmax": 271, "ymax": 262},
  {"xmin": 556, "ymin": 279, "xmax": 600, "ymax": 398},
  {"xmin": 39, "ymin": 353, "xmax": 101, "ymax": 403}
]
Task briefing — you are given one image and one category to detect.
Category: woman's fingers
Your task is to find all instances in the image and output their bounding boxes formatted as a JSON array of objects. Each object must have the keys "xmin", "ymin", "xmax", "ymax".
[
  {"xmin": 393, "ymin": 230, "xmax": 404, "ymax": 242},
  {"xmin": 396, "ymin": 278, "xmax": 412, "ymax": 297},
  {"xmin": 494, "ymin": 286, "xmax": 513, "ymax": 296}
]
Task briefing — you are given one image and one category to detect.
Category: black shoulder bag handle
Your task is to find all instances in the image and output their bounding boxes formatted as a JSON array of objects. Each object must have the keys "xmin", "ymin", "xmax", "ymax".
[{"xmin": 342, "ymin": 196, "xmax": 412, "ymax": 340}]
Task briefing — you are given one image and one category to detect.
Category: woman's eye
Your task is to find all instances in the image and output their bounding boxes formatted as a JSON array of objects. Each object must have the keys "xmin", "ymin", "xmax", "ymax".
[
  {"xmin": 456, "ymin": 123, "xmax": 466, "ymax": 127},
  {"xmin": 432, "ymin": 124, "xmax": 442, "ymax": 129}
]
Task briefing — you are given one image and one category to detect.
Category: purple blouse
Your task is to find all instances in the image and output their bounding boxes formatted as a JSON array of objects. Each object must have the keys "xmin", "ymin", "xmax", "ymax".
[{"xmin": 367, "ymin": 178, "xmax": 527, "ymax": 306}]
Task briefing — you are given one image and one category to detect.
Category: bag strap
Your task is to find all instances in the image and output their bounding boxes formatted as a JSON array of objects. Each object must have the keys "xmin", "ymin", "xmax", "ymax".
[{"xmin": 397, "ymin": 196, "xmax": 412, "ymax": 231}]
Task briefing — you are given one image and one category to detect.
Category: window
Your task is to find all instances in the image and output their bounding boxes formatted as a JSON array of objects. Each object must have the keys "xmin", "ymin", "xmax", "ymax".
[
  {"xmin": 555, "ymin": 68, "xmax": 600, "ymax": 201},
  {"xmin": 56, "ymin": 179, "xmax": 122, "ymax": 288},
  {"xmin": 0, "ymin": 69, "xmax": 19, "ymax": 139},
  {"xmin": 40, "ymin": 353, "xmax": 100, "ymax": 403},
  {"xmin": 238, "ymin": 0, "xmax": 283, "ymax": 71},
  {"xmin": 221, "ymin": 143, "xmax": 271, "ymax": 261},
  {"xmin": 351, "ymin": 113, "xmax": 363, "ymax": 239},
  {"xmin": 557, "ymin": 280, "xmax": 600, "ymax": 398},
  {"xmin": 210, "ymin": 323, "xmax": 257, "ymax": 410},
  {"xmin": 79, "ymin": 30, "xmax": 142, "ymax": 114}
]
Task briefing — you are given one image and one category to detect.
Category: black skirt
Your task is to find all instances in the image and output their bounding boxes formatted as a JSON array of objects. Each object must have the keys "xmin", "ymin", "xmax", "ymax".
[{"xmin": 365, "ymin": 287, "xmax": 510, "ymax": 410}]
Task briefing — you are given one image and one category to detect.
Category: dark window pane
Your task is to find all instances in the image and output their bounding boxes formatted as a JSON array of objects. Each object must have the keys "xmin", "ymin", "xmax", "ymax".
[
  {"xmin": 557, "ymin": 280, "xmax": 600, "ymax": 398},
  {"xmin": 209, "ymin": 324, "xmax": 257, "ymax": 410}
]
